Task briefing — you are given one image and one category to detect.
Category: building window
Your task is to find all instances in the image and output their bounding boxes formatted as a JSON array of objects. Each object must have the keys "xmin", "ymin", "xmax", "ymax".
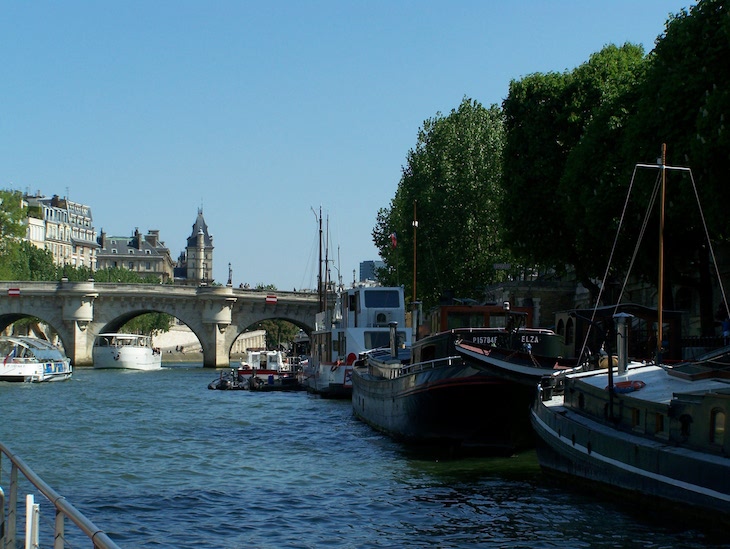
[{"xmin": 128, "ymin": 262, "xmax": 134, "ymax": 270}]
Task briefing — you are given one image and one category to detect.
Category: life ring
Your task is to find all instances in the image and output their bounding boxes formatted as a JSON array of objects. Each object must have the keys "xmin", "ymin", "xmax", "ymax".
[{"xmin": 608, "ymin": 380, "xmax": 646, "ymax": 393}]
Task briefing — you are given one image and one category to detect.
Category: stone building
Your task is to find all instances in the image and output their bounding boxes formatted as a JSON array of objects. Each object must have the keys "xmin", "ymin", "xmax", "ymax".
[
  {"xmin": 174, "ymin": 209, "xmax": 214, "ymax": 285},
  {"xmin": 96, "ymin": 228, "xmax": 175, "ymax": 283},
  {"xmin": 24, "ymin": 193, "xmax": 98, "ymax": 270}
]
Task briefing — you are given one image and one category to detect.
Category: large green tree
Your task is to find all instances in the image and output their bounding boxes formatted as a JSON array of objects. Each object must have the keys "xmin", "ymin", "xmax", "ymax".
[
  {"xmin": 373, "ymin": 98, "xmax": 508, "ymax": 307},
  {"xmin": 501, "ymin": 43, "xmax": 648, "ymax": 299}
]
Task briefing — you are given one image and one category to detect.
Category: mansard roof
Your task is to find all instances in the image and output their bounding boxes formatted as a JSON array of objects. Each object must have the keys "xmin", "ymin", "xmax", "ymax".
[
  {"xmin": 186, "ymin": 208, "xmax": 213, "ymax": 248},
  {"xmin": 98, "ymin": 229, "xmax": 170, "ymax": 257}
]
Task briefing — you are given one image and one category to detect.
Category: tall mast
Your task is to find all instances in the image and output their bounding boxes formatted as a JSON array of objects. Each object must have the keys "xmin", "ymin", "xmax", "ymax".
[
  {"xmin": 657, "ymin": 144, "xmax": 666, "ymax": 363},
  {"xmin": 323, "ymin": 214, "xmax": 330, "ymax": 321},
  {"xmin": 317, "ymin": 206, "xmax": 323, "ymax": 312}
]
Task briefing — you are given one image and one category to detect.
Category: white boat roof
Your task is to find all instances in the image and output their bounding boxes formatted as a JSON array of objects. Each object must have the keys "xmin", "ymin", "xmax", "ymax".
[
  {"xmin": 572, "ymin": 362, "xmax": 730, "ymax": 405},
  {"xmin": 0, "ymin": 336, "xmax": 68, "ymax": 361}
]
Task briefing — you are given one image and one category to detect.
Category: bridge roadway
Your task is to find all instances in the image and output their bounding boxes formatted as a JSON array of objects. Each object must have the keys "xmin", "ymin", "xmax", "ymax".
[{"xmin": 0, "ymin": 280, "xmax": 320, "ymax": 368}]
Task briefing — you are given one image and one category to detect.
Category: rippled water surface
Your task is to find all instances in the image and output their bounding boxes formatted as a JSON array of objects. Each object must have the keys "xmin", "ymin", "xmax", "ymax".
[{"xmin": 1, "ymin": 365, "xmax": 727, "ymax": 548}]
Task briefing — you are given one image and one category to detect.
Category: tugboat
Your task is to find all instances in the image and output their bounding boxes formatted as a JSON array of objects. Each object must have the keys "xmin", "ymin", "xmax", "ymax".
[
  {"xmin": 208, "ymin": 350, "xmax": 302, "ymax": 391},
  {"xmin": 301, "ymin": 283, "xmax": 412, "ymax": 398}
]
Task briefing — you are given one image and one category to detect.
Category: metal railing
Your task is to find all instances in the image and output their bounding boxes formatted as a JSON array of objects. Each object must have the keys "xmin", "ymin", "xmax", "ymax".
[{"xmin": 0, "ymin": 441, "xmax": 120, "ymax": 549}]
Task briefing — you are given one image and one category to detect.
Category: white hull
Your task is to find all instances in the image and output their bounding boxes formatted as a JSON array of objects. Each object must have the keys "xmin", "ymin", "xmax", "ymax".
[
  {"xmin": 301, "ymin": 362, "xmax": 353, "ymax": 397},
  {"xmin": 0, "ymin": 336, "xmax": 72, "ymax": 382},
  {"xmin": 0, "ymin": 361, "xmax": 72, "ymax": 382},
  {"xmin": 93, "ymin": 347, "xmax": 162, "ymax": 370},
  {"xmin": 93, "ymin": 333, "xmax": 162, "ymax": 370}
]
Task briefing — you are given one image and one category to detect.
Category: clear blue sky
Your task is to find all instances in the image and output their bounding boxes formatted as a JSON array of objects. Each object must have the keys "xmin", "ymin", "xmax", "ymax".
[{"xmin": 1, "ymin": 1, "xmax": 694, "ymax": 290}]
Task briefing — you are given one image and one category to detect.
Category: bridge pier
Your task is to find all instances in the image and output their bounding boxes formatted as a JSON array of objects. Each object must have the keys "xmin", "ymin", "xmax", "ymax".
[
  {"xmin": 59, "ymin": 280, "xmax": 98, "ymax": 366},
  {"xmin": 199, "ymin": 286, "xmax": 237, "ymax": 368}
]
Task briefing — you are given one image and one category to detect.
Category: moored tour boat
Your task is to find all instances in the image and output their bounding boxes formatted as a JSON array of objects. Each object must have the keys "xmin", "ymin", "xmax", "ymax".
[
  {"xmin": 0, "ymin": 336, "xmax": 72, "ymax": 382},
  {"xmin": 93, "ymin": 333, "xmax": 162, "ymax": 370}
]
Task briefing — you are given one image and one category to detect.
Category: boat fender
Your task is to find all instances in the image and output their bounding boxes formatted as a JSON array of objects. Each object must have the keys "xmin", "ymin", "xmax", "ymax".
[{"xmin": 607, "ymin": 380, "xmax": 646, "ymax": 393}]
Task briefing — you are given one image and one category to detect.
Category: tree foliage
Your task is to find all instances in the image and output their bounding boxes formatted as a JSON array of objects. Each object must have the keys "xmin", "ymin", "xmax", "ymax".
[
  {"xmin": 121, "ymin": 312, "xmax": 174, "ymax": 337},
  {"xmin": 5, "ymin": 241, "xmax": 58, "ymax": 281},
  {"xmin": 252, "ymin": 319, "xmax": 300, "ymax": 351},
  {"xmin": 501, "ymin": 43, "xmax": 648, "ymax": 296},
  {"xmin": 373, "ymin": 98, "xmax": 507, "ymax": 307},
  {"xmin": 0, "ymin": 190, "xmax": 31, "ymax": 279},
  {"xmin": 619, "ymin": 0, "xmax": 730, "ymax": 330},
  {"xmin": 0, "ymin": 190, "xmax": 26, "ymax": 245}
]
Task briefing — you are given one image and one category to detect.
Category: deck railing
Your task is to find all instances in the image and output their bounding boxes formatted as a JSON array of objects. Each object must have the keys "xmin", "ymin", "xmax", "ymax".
[{"xmin": 0, "ymin": 441, "xmax": 121, "ymax": 549}]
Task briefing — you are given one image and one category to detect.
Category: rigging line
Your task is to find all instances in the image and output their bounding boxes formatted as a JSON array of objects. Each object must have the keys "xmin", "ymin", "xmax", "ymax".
[
  {"xmin": 687, "ymin": 169, "xmax": 730, "ymax": 319},
  {"xmin": 615, "ymin": 172, "xmax": 661, "ymax": 307},
  {"xmin": 577, "ymin": 165, "xmax": 642, "ymax": 364}
]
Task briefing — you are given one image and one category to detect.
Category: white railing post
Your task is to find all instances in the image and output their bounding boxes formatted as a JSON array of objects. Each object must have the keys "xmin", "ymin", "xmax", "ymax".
[{"xmin": 25, "ymin": 494, "xmax": 39, "ymax": 549}]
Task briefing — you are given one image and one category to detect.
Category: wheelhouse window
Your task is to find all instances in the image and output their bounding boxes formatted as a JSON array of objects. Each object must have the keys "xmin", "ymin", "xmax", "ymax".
[
  {"xmin": 365, "ymin": 330, "xmax": 406, "ymax": 350},
  {"xmin": 363, "ymin": 290, "xmax": 401, "ymax": 308}
]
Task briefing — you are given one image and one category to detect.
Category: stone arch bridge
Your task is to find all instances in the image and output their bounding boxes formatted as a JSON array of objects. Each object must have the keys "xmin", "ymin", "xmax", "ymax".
[{"xmin": 0, "ymin": 281, "xmax": 319, "ymax": 368}]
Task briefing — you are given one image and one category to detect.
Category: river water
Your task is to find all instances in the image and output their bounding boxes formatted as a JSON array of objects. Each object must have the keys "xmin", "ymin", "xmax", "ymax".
[{"xmin": 0, "ymin": 364, "xmax": 727, "ymax": 548}]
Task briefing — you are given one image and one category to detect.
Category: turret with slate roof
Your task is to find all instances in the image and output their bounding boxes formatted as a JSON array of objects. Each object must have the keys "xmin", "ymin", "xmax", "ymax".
[{"xmin": 175, "ymin": 208, "xmax": 214, "ymax": 285}]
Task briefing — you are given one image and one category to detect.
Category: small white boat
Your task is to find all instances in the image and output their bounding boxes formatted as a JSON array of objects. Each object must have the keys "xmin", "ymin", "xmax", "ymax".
[
  {"xmin": 208, "ymin": 350, "xmax": 301, "ymax": 390},
  {"xmin": 93, "ymin": 333, "xmax": 162, "ymax": 370},
  {"xmin": 0, "ymin": 336, "xmax": 72, "ymax": 382}
]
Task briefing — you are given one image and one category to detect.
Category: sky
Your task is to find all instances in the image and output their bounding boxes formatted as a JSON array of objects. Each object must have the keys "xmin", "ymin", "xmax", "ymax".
[{"xmin": 1, "ymin": 0, "xmax": 696, "ymax": 291}]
